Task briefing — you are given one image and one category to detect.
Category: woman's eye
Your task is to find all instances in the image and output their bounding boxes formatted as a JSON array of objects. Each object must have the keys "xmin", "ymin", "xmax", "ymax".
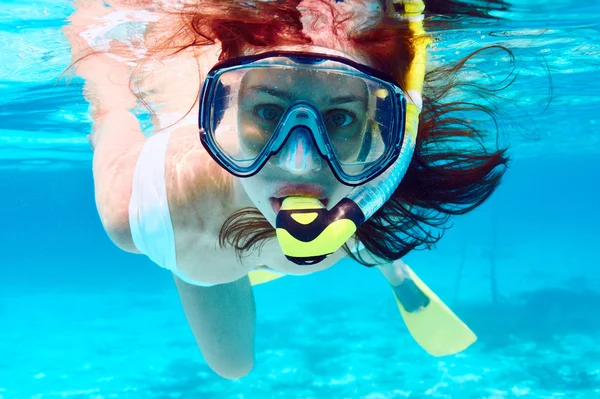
[
  {"xmin": 326, "ymin": 110, "xmax": 355, "ymax": 127},
  {"xmin": 255, "ymin": 105, "xmax": 284, "ymax": 121}
]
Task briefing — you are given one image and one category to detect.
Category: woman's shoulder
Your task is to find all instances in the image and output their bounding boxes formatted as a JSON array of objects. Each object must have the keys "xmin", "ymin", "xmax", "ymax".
[{"xmin": 164, "ymin": 126, "xmax": 235, "ymax": 212}]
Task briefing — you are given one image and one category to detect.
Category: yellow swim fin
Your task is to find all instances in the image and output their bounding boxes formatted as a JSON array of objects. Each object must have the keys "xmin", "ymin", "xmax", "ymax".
[
  {"xmin": 248, "ymin": 263, "xmax": 475, "ymax": 357},
  {"xmin": 248, "ymin": 268, "xmax": 286, "ymax": 286},
  {"xmin": 392, "ymin": 264, "xmax": 477, "ymax": 357}
]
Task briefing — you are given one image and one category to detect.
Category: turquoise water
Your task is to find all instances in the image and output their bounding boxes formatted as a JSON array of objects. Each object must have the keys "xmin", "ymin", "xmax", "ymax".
[{"xmin": 1, "ymin": 0, "xmax": 600, "ymax": 398}]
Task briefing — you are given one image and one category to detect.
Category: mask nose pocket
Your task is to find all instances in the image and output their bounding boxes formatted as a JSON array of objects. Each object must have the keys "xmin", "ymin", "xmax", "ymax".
[{"xmin": 275, "ymin": 126, "xmax": 323, "ymax": 174}]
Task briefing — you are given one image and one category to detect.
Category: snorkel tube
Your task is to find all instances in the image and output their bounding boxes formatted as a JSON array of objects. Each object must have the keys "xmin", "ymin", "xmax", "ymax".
[{"xmin": 276, "ymin": 0, "xmax": 432, "ymax": 265}]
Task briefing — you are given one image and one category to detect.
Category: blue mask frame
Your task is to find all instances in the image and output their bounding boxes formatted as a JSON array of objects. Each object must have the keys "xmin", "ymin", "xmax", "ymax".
[{"xmin": 198, "ymin": 50, "xmax": 407, "ymax": 186}]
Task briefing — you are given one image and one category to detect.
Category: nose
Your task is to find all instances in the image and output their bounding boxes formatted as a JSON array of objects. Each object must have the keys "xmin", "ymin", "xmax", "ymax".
[{"xmin": 274, "ymin": 126, "xmax": 323, "ymax": 174}]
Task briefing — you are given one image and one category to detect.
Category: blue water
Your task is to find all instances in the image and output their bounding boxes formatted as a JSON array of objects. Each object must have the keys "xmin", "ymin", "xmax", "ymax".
[{"xmin": 1, "ymin": 0, "xmax": 600, "ymax": 398}]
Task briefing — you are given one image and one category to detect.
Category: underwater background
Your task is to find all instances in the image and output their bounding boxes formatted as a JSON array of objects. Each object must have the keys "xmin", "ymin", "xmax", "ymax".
[{"xmin": 1, "ymin": 0, "xmax": 600, "ymax": 397}]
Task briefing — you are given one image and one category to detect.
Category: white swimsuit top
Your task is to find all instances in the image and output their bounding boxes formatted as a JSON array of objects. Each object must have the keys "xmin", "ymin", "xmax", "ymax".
[{"xmin": 128, "ymin": 131, "xmax": 211, "ymax": 286}]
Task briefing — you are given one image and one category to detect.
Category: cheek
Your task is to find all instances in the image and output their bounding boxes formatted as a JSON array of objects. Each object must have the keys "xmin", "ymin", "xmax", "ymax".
[
  {"xmin": 239, "ymin": 176, "xmax": 275, "ymax": 214},
  {"xmin": 332, "ymin": 137, "xmax": 363, "ymax": 161},
  {"xmin": 239, "ymin": 175, "xmax": 277, "ymax": 225},
  {"xmin": 330, "ymin": 182, "xmax": 354, "ymax": 202},
  {"xmin": 240, "ymin": 176, "xmax": 265, "ymax": 199}
]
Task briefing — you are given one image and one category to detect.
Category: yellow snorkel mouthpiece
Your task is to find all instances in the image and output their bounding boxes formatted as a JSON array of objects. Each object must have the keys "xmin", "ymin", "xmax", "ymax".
[{"xmin": 275, "ymin": 196, "xmax": 366, "ymax": 265}]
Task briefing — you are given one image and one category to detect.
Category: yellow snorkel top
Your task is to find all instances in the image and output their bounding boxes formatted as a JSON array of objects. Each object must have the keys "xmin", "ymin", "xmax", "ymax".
[{"xmin": 276, "ymin": 0, "xmax": 432, "ymax": 265}]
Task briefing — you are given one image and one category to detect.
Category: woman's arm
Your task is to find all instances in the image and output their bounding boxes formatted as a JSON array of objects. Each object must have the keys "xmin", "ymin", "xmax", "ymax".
[
  {"xmin": 174, "ymin": 274, "xmax": 256, "ymax": 379},
  {"xmin": 64, "ymin": 1, "xmax": 225, "ymax": 252},
  {"xmin": 65, "ymin": 4, "xmax": 147, "ymax": 251},
  {"xmin": 90, "ymin": 110, "xmax": 146, "ymax": 252}
]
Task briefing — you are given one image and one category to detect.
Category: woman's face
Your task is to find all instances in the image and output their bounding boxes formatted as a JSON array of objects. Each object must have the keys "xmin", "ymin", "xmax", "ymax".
[{"xmin": 238, "ymin": 47, "xmax": 373, "ymax": 226}]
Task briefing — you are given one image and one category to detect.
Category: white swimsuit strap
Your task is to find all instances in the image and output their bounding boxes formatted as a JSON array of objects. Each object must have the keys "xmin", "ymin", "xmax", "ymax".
[{"xmin": 128, "ymin": 132, "xmax": 177, "ymax": 271}]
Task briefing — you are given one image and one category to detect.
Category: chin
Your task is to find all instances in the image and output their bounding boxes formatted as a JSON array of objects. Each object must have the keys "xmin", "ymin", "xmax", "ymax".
[{"xmin": 283, "ymin": 251, "xmax": 344, "ymax": 274}]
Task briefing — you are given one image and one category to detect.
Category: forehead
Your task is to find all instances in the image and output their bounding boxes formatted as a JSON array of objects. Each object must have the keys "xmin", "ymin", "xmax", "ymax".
[
  {"xmin": 244, "ymin": 45, "xmax": 372, "ymax": 67},
  {"xmin": 239, "ymin": 66, "xmax": 369, "ymax": 98}
]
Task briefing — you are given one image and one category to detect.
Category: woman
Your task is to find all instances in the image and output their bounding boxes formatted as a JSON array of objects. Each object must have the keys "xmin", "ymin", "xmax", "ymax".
[{"xmin": 65, "ymin": 0, "xmax": 509, "ymax": 379}]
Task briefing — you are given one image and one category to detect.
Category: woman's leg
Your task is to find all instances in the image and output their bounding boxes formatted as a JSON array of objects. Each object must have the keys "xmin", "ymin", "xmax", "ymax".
[{"xmin": 174, "ymin": 275, "xmax": 256, "ymax": 379}]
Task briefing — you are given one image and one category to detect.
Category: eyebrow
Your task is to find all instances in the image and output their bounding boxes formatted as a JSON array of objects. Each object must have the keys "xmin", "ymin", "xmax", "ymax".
[
  {"xmin": 325, "ymin": 94, "xmax": 367, "ymax": 105},
  {"xmin": 248, "ymin": 85, "xmax": 367, "ymax": 105},
  {"xmin": 247, "ymin": 85, "xmax": 294, "ymax": 101}
]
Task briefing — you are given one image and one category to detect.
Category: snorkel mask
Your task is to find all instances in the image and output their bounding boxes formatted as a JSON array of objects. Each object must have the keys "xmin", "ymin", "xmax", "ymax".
[{"xmin": 199, "ymin": 0, "xmax": 431, "ymax": 265}]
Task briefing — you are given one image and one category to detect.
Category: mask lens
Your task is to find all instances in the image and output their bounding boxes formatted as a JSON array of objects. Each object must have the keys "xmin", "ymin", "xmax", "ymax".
[
  {"xmin": 328, "ymin": 81, "xmax": 396, "ymax": 179},
  {"xmin": 209, "ymin": 69, "xmax": 269, "ymax": 168}
]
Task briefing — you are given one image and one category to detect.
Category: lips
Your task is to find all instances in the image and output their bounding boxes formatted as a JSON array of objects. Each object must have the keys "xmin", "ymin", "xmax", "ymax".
[{"xmin": 269, "ymin": 184, "xmax": 329, "ymax": 213}]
